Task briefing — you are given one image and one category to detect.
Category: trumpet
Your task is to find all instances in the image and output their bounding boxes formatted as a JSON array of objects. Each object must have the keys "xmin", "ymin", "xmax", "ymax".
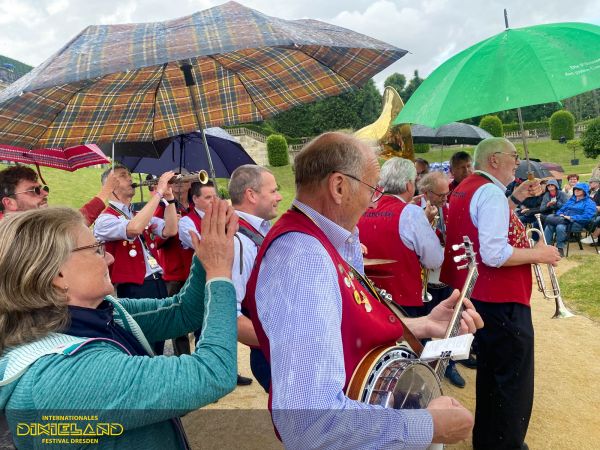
[
  {"xmin": 131, "ymin": 170, "xmax": 209, "ymax": 188},
  {"xmin": 526, "ymin": 213, "xmax": 574, "ymax": 319},
  {"xmin": 421, "ymin": 210, "xmax": 440, "ymax": 303}
]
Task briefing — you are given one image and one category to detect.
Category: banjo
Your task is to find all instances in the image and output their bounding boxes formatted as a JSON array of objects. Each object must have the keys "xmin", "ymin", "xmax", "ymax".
[{"xmin": 347, "ymin": 236, "xmax": 478, "ymax": 419}]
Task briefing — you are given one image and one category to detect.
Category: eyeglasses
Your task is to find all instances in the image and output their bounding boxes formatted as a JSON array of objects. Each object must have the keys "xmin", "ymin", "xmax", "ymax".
[
  {"xmin": 72, "ymin": 241, "xmax": 106, "ymax": 257},
  {"xmin": 430, "ymin": 190, "xmax": 450, "ymax": 198},
  {"xmin": 494, "ymin": 152, "xmax": 520, "ymax": 162},
  {"xmin": 336, "ymin": 172, "xmax": 385, "ymax": 202},
  {"xmin": 12, "ymin": 185, "xmax": 50, "ymax": 196}
]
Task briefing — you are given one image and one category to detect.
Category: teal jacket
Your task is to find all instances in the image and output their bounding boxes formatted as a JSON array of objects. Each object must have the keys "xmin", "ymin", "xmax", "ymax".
[{"xmin": 0, "ymin": 257, "xmax": 237, "ymax": 449}]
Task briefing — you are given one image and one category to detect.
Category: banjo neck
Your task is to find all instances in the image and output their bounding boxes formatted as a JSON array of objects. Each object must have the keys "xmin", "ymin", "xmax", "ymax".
[{"xmin": 433, "ymin": 237, "xmax": 478, "ymax": 379}]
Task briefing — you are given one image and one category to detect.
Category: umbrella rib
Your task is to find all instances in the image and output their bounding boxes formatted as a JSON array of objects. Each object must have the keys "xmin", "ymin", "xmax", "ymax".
[
  {"xmin": 30, "ymin": 78, "xmax": 98, "ymax": 149},
  {"xmin": 206, "ymin": 54, "xmax": 265, "ymax": 120},
  {"xmin": 150, "ymin": 63, "xmax": 169, "ymax": 141}
]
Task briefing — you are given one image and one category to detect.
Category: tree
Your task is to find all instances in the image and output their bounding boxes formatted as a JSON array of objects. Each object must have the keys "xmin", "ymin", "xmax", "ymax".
[
  {"xmin": 479, "ymin": 115, "xmax": 503, "ymax": 137},
  {"xmin": 269, "ymin": 79, "xmax": 382, "ymax": 137},
  {"xmin": 581, "ymin": 118, "xmax": 600, "ymax": 159},
  {"xmin": 550, "ymin": 110, "xmax": 575, "ymax": 140},
  {"xmin": 384, "ymin": 73, "xmax": 407, "ymax": 96},
  {"xmin": 402, "ymin": 70, "xmax": 424, "ymax": 102}
]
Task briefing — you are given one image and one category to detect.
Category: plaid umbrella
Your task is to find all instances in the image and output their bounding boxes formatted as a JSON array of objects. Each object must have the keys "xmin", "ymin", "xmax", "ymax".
[
  {"xmin": 0, "ymin": 1, "xmax": 406, "ymax": 149},
  {"xmin": 0, "ymin": 143, "xmax": 108, "ymax": 171}
]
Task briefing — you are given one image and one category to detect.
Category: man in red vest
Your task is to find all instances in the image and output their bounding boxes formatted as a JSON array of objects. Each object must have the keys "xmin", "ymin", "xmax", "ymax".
[
  {"xmin": 228, "ymin": 165, "xmax": 282, "ymax": 391},
  {"xmin": 440, "ymin": 137, "xmax": 560, "ymax": 450},
  {"xmin": 448, "ymin": 150, "xmax": 473, "ymax": 195},
  {"xmin": 179, "ymin": 178, "xmax": 256, "ymax": 386},
  {"xmin": 0, "ymin": 165, "xmax": 119, "ymax": 225},
  {"xmin": 94, "ymin": 165, "xmax": 178, "ymax": 353},
  {"xmin": 244, "ymin": 132, "xmax": 483, "ymax": 448}
]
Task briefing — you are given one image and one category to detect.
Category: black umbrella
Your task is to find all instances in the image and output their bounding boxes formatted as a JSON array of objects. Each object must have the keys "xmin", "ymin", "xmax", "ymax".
[
  {"xmin": 115, "ymin": 128, "xmax": 255, "ymax": 178},
  {"xmin": 515, "ymin": 160, "xmax": 551, "ymax": 180},
  {"xmin": 411, "ymin": 122, "xmax": 492, "ymax": 145}
]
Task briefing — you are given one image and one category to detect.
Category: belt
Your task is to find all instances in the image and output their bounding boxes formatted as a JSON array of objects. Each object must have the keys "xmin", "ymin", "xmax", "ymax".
[{"xmin": 145, "ymin": 273, "xmax": 163, "ymax": 281}]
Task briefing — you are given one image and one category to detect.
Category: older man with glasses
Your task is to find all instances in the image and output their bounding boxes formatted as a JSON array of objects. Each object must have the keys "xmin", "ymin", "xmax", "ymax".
[
  {"xmin": 358, "ymin": 157, "xmax": 444, "ymax": 318},
  {"xmin": 243, "ymin": 132, "xmax": 483, "ymax": 449},
  {"xmin": 0, "ymin": 165, "xmax": 118, "ymax": 224},
  {"xmin": 440, "ymin": 137, "xmax": 560, "ymax": 450}
]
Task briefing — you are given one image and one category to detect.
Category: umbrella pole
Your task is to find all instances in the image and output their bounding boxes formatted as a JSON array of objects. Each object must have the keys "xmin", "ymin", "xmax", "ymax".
[
  {"xmin": 505, "ymin": 9, "xmax": 532, "ymax": 180},
  {"xmin": 179, "ymin": 62, "xmax": 218, "ymax": 189},
  {"xmin": 517, "ymin": 107, "xmax": 533, "ymax": 179}
]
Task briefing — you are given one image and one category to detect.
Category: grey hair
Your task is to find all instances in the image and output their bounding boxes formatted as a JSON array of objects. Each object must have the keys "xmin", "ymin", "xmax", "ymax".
[
  {"xmin": 100, "ymin": 164, "xmax": 129, "ymax": 185},
  {"xmin": 0, "ymin": 207, "xmax": 84, "ymax": 352},
  {"xmin": 379, "ymin": 157, "xmax": 417, "ymax": 195},
  {"xmin": 474, "ymin": 137, "xmax": 514, "ymax": 170},
  {"xmin": 228, "ymin": 165, "xmax": 272, "ymax": 206},
  {"xmin": 418, "ymin": 171, "xmax": 449, "ymax": 194},
  {"xmin": 294, "ymin": 132, "xmax": 367, "ymax": 190}
]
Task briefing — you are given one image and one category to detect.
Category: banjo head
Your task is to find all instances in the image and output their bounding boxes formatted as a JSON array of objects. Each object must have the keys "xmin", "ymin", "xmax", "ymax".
[{"xmin": 361, "ymin": 346, "xmax": 442, "ymax": 409}]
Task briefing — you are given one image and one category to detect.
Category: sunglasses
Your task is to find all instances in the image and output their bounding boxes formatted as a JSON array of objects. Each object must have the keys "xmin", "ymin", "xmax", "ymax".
[{"xmin": 12, "ymin": 185, "xmax": 50, "ymax": 196}]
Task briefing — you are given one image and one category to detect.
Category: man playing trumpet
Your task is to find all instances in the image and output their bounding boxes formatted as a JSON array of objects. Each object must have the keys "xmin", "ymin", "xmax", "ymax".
[
  {"xmin": 94, "ymin": 165, "xmax": 178, "ymax": 353},
  {"xmin": 440, "ymin": 138, "xmax": 560, "ymax": 450}
]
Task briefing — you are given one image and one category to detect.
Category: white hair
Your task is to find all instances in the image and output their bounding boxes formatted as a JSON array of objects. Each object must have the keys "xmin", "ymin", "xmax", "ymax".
[
  {"xmin": 473, "ymin": 137, "xmax": 515, "ymax": 170},
  {"xmin": 379, "ymin": 157, "xmax": 416, "ymax": 195}
]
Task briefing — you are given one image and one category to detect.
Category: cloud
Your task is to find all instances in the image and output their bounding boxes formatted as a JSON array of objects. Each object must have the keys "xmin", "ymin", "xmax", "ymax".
[{"xmin": 0, "ymin": 0, "xmax": 598, "ymax": 88}]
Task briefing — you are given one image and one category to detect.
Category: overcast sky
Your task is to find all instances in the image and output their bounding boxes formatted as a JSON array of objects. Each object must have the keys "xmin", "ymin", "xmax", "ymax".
[{"xmin": 1, "ymin": 0, "xmax": 600, "ymax": 88}]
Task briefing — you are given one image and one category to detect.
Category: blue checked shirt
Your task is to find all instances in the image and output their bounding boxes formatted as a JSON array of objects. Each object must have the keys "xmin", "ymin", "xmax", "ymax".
[{"xmin": 255, "ymin": 200, "xmax": 434, "ymax": 449}]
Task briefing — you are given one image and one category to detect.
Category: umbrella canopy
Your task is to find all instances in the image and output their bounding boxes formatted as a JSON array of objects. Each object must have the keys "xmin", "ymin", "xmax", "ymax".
[
  {"xmin": 0, "ymin": 143, "xmax": 108, "ymax": 171},
  {"xmin": 0, "ymin": 1, "xmax": 406, "ymax": 149},
  {"xmin": 515, "ymin": 160, "xmax": 551, "ymax": 180},
  {"xmin": 411, "ymin": 122, "xmax": 492, "ymax": 145},
  {"xmin": 541, "ymin": 161, "xmax": 565, "ymax": 180},
  {"xmin": 116, "ymin": 128, "xmax": 255, "ymax": 178},
  {"xmin": 394, "ymin": 22, "xmax": 600, "ymax": 128}
]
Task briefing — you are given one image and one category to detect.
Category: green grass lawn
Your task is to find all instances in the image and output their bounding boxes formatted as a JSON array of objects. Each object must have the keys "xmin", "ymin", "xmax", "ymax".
[
  {"xmin": 559, "ymin": 254, "xmax": 600, "ymax": 320},
  {"xmin": 418, "ymin": 139, "xmax": 599, "ymax": 178}
]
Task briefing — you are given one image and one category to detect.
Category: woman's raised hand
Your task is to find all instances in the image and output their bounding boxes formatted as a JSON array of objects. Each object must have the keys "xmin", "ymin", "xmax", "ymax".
[{"xmin": 190, "ymin": 199, "xmax": 238, "ymax": 280}]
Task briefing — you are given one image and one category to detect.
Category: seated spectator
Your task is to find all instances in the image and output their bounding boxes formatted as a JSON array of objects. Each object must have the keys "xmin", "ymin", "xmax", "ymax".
[
  {"xmin": 581, "ymin": 176, "xmax": 600, "ymax": 244},
  {"xmin": 562, "ymin": 173, "xmax": 579, "ymax": 197},
  {"xmin": 516, "ymin": 185, "xmax": 544, "ymax": 226},
  {"xmin": 0, "ymin": 202, "xmax": 238, "ymax": 449},
  {"xmin": 540, "ymin": 179, "xmax": 569, "ymax": 222},
  {"xmin": 544, "ymin": 182, "xmax": 596, "ymax": 256},
  {"xmin": 0, "ymin": 165, "xmax": 118, "ymax": 225}
]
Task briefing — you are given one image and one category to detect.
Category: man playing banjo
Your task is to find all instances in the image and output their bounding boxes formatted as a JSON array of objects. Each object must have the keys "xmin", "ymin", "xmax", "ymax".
[{"xmin": 244, "ymin": 132, "xmax": 483, "ymax": 448}]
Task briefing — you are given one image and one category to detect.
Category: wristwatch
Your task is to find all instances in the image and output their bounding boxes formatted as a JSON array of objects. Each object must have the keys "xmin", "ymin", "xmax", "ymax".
[
  {"xmin": 165, "ymin": 198, "xmax": 177, "ymax": 205},
  {"xmin": 510, "ymin": 194, "xmax": 522, "ymax": 206}
]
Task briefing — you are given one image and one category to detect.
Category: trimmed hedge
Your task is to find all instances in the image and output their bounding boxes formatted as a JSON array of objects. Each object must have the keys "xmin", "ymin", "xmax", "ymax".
[
  {"xmin": 414, "ymin": 143, "xmax": 431, "ymax": 154},
  {"xmin": 479, "ymin": 115, "xmax": 503, "ymax": 137},
  {"xmin": 550, "ymin": 110, "xmax": 575, "ymax": 140},
  {"xmin": 266, "ymin": 134, "xmax": 290, "ymax": 167},
  {"xmin": 218, "ymin": 185, "xmax": 230, "ymax": 200},
  {"xmin": 502, "ymin": 121, "xmax": 549, "ymax": 132}
]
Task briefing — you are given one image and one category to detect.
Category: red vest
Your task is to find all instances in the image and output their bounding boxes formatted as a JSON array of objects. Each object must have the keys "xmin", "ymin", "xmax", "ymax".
[
  {"xmin": 440, "ymin": 174, "xmax": 532, "ymax": 305},
  {"xmin": 156, "ymin": 205, "xmax": 195, "ymax": 282},
  {"xmin": 357, "ymin": 196, "xmax": 423, "ymax": 307},
  {"xmin": 102, "ymin": 205, "xmax": 162, "ymax": 285},
  {"xmin": 243, "ymin": 209, "xmax": 404, "ymax": 399}
]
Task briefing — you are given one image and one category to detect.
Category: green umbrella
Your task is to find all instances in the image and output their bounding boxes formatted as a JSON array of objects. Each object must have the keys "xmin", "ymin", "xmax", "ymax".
[{"xmin": 393, "ymin": 21, "xmax": 600, "ymax": 129}]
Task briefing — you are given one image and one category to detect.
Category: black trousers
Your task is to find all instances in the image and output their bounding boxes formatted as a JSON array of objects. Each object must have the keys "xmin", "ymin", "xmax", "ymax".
[
  {"xmin": 471, "ymin": 299, "xmax": 534, "ymax": 450},
  {"xmin": 250, "ymin": 347, "xmax": 271, "ymax": 393},
  {"xmin": 166, "ymin": 280, "xmax": 192, "ymax": 356},
  {"xmin": 116, "ymin": 275, "xmax": 168, "ymax": 355}
]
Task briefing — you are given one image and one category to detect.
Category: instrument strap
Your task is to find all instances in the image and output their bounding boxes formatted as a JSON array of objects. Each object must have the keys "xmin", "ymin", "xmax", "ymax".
[
  {"xmin": 292, "ymin": 204, "xmax": 425, "ymax": 355},
  {"xmin": 108, "ymin": 204, "xmax": 153, "ymax": 254}
]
